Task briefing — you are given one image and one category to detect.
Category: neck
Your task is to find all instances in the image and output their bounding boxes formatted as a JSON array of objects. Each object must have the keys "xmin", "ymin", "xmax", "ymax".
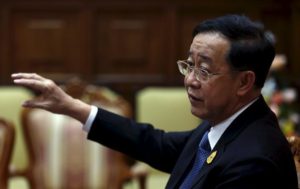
[{"xmin": 210, "ymin": 91, "xmax": 261, "ymax": 125}]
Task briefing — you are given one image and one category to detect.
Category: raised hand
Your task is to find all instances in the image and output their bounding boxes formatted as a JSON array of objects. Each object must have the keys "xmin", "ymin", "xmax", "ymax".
[{"xmin": 11, "ymin": 73, "xmax": 91, "ymax": 123}]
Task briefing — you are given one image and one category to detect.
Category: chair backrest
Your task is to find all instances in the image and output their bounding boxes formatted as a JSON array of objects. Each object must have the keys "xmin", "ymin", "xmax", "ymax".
[
  {"xmin": 135, "ymin": 87, "xmax": 200, "ymax": 184},
  {"xmin": 0, "ymin": 118, "xmax": 15, "ymax": 189},
  {"xmin": 0, "ymin": 87, "xmax": 33, "ymax": 176},
  {"xmin": 287, "ymin": 135, "xmax": 300, "ymax": 188},
  {"xmin": 136, "ymin": 87, "xmax": 200, "ymax": 131},
  {"xmin": 21, "ymin": 79, "xmax": 143, "ymax": 189},
  {"xmin": 287, "ymin": 136, "xmax": 300, "ymax": 169}
]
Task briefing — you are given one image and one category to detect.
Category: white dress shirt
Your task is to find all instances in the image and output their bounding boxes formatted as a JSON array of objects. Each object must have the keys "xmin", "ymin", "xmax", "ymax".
[
  {"xmin": 82, "ymin": 105, "xmax": 98, "ymax": 132},
  {"xmin": 208, "ymin": 98, "xmax": 257, "ymax": 149}
]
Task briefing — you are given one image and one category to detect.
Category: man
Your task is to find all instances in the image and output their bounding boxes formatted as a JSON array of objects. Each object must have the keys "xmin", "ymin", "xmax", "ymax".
[{"xmin": 12, "ymin": 14, "xmax": 298, "ymax": 188}]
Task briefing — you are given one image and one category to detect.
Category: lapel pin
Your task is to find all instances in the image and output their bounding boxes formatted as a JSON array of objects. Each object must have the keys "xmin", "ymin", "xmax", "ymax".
[{"xmin": 206, "ymin": 150, "xmax": 217, "ymax": 164}]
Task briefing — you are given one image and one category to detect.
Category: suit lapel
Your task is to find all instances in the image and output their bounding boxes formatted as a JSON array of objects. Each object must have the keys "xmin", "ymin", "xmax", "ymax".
[
  {"xmin": 190, "ymin": 96, "xmax": 272, "ymax": 188},
  {"xmin": 214, "ymin": 95, "xmax": 270, "ymax": 149}
]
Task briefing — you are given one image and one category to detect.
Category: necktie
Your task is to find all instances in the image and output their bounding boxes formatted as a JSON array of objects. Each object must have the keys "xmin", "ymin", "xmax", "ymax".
[{"xmin": 180, "ymin": 131, "xmax": 211, "ymax": 189}]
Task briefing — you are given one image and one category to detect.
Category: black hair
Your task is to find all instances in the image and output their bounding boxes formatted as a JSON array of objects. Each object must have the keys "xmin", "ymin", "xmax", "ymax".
[{"xmin": 193, "ymin": 14, "xmax": 275, "ymax": 88}]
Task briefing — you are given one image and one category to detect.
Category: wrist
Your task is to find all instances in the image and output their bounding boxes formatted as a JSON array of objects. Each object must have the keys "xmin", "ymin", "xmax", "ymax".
[{"xmin": 66, "ymin": 98, "xmax": 92, "ymax": 123}]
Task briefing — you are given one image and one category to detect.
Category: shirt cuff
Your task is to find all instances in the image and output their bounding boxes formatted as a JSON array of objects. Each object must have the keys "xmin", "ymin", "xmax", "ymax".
[{"xmin": 82, "ymin": 105, "xmax": 98, "ymax": 132}]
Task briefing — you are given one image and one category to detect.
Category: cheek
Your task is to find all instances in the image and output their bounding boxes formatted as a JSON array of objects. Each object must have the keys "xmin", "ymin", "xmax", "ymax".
[
  {"xmin": 206, "ymin": 84, "xmax": 237, "ymax": 109},
  {"xmin": 202, "ymin": 86, "xmax": 228, "ymax": 107},
  {"xmin": 184, "ymin": 77, "xmax": 188, "ymax": 87}
]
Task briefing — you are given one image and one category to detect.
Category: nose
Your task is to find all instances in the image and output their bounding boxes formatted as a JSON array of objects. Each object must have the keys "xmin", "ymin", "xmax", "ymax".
[{"xmin": 184, "ymin": 70, "xmax": 200, "ymax": 87}]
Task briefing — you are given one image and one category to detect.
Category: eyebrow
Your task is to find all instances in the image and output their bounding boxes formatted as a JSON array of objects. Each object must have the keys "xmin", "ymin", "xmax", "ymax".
[
  {"xmin": 199, "ymin": 55, "xmax": 212, "ymax": 64},
  {"xmin": 188, "ymin": 51, "xmax": 212, "ymax": 64}
]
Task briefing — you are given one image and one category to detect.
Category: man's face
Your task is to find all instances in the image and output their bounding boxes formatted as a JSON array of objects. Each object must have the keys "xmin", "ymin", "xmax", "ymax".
[{"xmin": 184, "ymin": 32, "xmax": 241, "ymax": 124}]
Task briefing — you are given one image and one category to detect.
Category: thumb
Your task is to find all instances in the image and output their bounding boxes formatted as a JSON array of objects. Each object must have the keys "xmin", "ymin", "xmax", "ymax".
[{"xmin": 22, "ymin": 100, "xmax": 39, "ymax": 108}]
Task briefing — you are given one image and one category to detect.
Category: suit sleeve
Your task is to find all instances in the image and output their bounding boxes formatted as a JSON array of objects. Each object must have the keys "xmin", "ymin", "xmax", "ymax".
[{"xmin": 87, "ymin": 108, "xmax": 193, "ymax": 173}]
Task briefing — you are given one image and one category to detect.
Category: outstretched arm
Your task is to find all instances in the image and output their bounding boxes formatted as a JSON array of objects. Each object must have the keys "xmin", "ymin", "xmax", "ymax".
[{"xmin": 11, "ymin": 73, "xmax": 91, "ymax": 123}]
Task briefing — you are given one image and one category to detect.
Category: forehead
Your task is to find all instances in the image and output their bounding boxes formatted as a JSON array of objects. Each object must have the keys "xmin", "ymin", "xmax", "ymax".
[{"xmin": 189, "ymin": 32, "xmax": 230, "ymax": 62}]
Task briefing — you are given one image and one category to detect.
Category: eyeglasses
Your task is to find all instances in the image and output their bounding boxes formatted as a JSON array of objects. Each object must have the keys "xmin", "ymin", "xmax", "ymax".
[{"xmin": 177, "ymin": 60, "xmax": 222, "ymax": 82}]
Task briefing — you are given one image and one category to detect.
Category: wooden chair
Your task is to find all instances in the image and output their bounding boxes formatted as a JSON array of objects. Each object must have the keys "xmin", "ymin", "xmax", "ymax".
[
  {"xmin": 135, "ymin": 87, "xmax": 201, "ymax": 187},
  {"xmin": 0, "ymin": 118, "xmax": 15, "ymax": 189},
  {"xmin": 0, "ymin": 87, "xmax": 33, "ymax": 179},
  {"xmin": 287, "ymin": 135, "xmax": 300, "ymax": 188},
  {"xmin": 287, "ymin": 136, "xmax": 300, "ymax": 166},
  {"xmin": 21, "ymin": 79, "xmax": 147, "ymax": 189}
]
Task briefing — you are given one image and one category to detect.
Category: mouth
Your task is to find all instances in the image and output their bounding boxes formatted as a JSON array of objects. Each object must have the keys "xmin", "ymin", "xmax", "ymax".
[{"xmin": 188, "ymin": 93, "xmax": 203, "ymax": 103}]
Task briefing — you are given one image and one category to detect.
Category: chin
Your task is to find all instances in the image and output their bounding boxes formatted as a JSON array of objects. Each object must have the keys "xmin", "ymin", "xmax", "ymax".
[{"xmin": 190, "ymin": 107, "xmax": 205, "ymax": 119}]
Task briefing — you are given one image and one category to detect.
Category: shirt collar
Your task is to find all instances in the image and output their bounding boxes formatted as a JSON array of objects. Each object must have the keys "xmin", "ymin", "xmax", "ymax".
[{"xmin": 208, "ymin": 97, "xmax": 258, "ymax": 149}]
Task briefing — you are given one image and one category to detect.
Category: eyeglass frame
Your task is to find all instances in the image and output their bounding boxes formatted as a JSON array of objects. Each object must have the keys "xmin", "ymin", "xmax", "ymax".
[{"xmin": 177, "ymin": 60, "xmax": 228, "ymax": 82}]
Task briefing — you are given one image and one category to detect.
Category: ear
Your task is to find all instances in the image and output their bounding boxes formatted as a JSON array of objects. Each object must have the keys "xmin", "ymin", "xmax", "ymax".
[{"xmin": 236, "ymin": 71, "xmax": 256, "ymax": 96}]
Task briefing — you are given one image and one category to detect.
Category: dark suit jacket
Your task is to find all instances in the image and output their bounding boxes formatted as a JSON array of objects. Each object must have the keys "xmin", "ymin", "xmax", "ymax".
[{"xmin": 88, "ymin": 95, "xmax": 298, "ymax": 189}]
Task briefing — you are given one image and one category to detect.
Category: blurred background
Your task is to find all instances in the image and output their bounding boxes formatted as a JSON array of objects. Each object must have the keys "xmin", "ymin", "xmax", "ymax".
[{"xmin": 0, "ymin": 0, "xmax": 300, "ymax": 188}]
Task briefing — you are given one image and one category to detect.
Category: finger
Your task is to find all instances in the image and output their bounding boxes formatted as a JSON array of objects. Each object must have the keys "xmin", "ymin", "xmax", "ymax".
[
  {"xmin": 22, "ymin": 100, "xmax": 37, "ymax": 108},
  {"xmin": 11, "ymin": 73, "xmax": 45, "ymax": 81},
  {"xmin": 22, "ymin": 99, "xmax": 45, "ymax": 109},
  {"xmin": 13, "ymin": 78, "xmax": 47, "ymax": 93},
  {"xmin": 23, "ymin": 98, "xmax": 58, "ymax": 112}
]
